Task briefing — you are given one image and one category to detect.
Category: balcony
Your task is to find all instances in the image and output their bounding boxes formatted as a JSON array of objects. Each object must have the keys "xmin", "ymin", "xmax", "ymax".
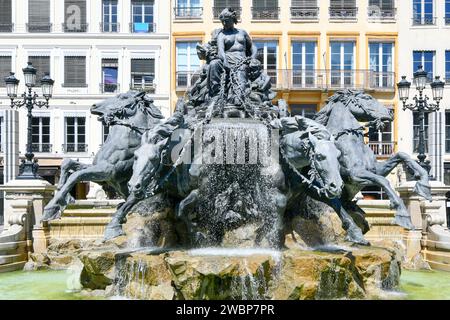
[
  {"xmin": 291, "ymin": 7, "xmax": 319, "ymax": 20},
  {"xmin": 130, "ymin": 82, "xmax": 156, "ymax": 93},
  {"xmin": 32, "ymin": 144, "xmax": 52, "ymax": 153},
  {"xmin": 367, "ymin": 7, "xmax": 396, "ymax": 20},
  {"xmin": 0, "ymin": 23, "xmax": 13, "ymax": 32},
  {"xmin": 100, "ymin": 22, "xmax": 120, "ymax": 32},
  {"xmin": 100, "ymin": 83, "xmax": 120, "ymax": 94},
  {"xmin": 62, "ymin": 144, "xmax": 88, "ymax": 153},
  {"xmin": 26, "ymin": 23, "xmax": 52, "ymax": 33},
  {"xmin": 329, "ymin": 7, "xmax": 358, "ymax": 20},
  {"xmin": 174, "ymin": 7, "xmax": 203, "ymax": 19},
  {"xmin": 446, "ymin": 72, "xmax": 450, "ymax": 84},
  {"xmin": 369, "ymin": 71, "xmax": 395, "ymax": 91},
  {"xmin": 368, "ymin": 142, "xmax": 396, "ymax": 157},
  {"xmin": 62, "ymin": 23, "xmax": 89, "ymax": 32},
  {"xmin": 130, "ymin": 22, "xmax": 156, "ymax": 33},
  {"xmin": 412, "ymin": 16, "xmax": 436, "ymax": 26},
  {"xmin": 445, "ymin": 16, "xmax": 450, "ymax": 25},
  {"xmin": 213, "ymin": 7, "xmax": 242, "ymax": 20},
  {"xmin": 176, "ymin": 71, "xmax": 201, "ymax": 90},
  {"xmin": 251, "ymin": 7, "xmax": 280, "ymax": 20}
]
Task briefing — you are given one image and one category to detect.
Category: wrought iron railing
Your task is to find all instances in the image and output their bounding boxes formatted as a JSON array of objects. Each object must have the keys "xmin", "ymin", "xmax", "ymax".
[
  {"xmin": 129, "ymin": 22, "xmax": 156, "ymax": 33},
  {"xmin": 176, "ymin": 71, "xmax": 201, "ymax": 89},
  {"xmin": 26, "ymin": 23, "xmax": 52, "ymax": 33},
  {"xmin": 367, "ymin": 7, "xmax": 396, "ymax": 20},
  {"xmin": 130, "ymin": 82, "xmax": 156, "ymax": 93},
  {"xmin": 32, "ymin": 143, "xmax": 52, "ymax": 153},
  {"xmin": 329, "ymin": 7, "xmax": 358, "ymax": 19},
  {"xmin": 0, "ymin": 23, "xmax": 13, "ymax": 32},
  {"xmin": 290, "ymin": 7, "xmax": 319, "ymax": 20},
  {"xmin": 100, "ymin": 83, "xmax": 120, "ymax": 93},
  {"xmin": 368, "ymin": 142, "xmax": 395, "ymax": 157},
  {"xmin": 62, "ymin": 23, "xmax": 89, "ymax": 32},
  {"xmin": 412, "ymin": 16, "xmax": 436, "ymax": 26},
  {"xmin": 251, "ymin": 7, "xmax": 280, "ymax": 20},
  {"xmin": 62, "ymin": 144, "xmax": 88, "ymax": 153},
  {"xmin": 213, "ymin": 7, "xmax": 242, "ymax": 20},
  {"xmin": 369, "ymin": 71, "xmax": 395, "ymax": 90},
  {"xmin": 446, "ymin": 72, "xmax": 450, "ymax": 84},
  {"xmin": 174, "ymin": 7, "xmax": 203, "ymax": 19},
  {"xmin": 100, "ymin": 22, "xmax": 120, "ymax": 32},
  {"xmin": 446, "ymin": 16, "xmax": 450, "ymax": 25}
]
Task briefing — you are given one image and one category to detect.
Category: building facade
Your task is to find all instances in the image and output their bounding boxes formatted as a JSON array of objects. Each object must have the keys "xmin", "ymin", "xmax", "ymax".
[
  {"xmin": 171, "ymin": 0, "xmax": 400, "ymax": 199},
  {"xmin": 0, "ymin": 0, "xmax": 171, "ymax": 203}
]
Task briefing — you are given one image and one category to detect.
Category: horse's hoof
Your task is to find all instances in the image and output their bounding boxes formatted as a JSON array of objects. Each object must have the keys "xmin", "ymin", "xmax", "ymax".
[{"xmin": 104, "ymin": 224, "xmax": 125, "ymax": 241}]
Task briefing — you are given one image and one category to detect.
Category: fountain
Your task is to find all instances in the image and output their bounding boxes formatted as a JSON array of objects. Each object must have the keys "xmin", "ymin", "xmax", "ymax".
[{"xmin": 40, "ymin": 8, "xmax": 432, "ymax": 300}]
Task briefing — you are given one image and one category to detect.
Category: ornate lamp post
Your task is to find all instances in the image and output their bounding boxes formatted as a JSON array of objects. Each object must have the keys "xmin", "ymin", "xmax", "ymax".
[
  {"xmin": 397, "ymin": 65, "xmax": 445, "ymax": 175},
  {"xmin": 4, "ymin": 62, "xmax": 54, "ymax": 180}
]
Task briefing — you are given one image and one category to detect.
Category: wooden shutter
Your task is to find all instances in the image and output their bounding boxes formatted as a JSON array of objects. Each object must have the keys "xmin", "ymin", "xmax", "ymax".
[
  {"xmin": 65, "ymin": 0, "xmax": 87, "ymax": 26},
  {"xmin": 28, "ymin": 56, "xmax": 50, "ymax": 84},
  {"xmin": 292, "ymin": 0, "xmax": 317, "ymax": 7},
  {"xmin": 214, "ymin": 0, "xmax": 240, "ymax": 8},
  {"xmin": 64, "ymin": 56, "xmax": 86, "ymax": 86},
  {"xmin": 330, "ymin": 0, "xmax": 356, "ymax": 8},
  {"xmin": 253, "ymin": 0, "xmax": 278, "ymax": 8},
  {"xmin": 0, "ymin": 0, "xmax": 12, "ymax": 25},
  {"xmin": 0, "ymin": 56, "xmax": 12, "ymax": 87},
  {"xmin": 29, "ymin": 0, "xmax": 50, "ymax": 25},
  {"xmin": 131, "ymin": 59, "xmax": 155, "ymax": 75}
]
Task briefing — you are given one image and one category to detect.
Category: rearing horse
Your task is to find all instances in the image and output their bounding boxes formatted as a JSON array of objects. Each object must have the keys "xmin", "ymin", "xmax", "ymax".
[
  {"xmin": 42, "ymin": 91, "xmax": 164, "ymax": 221},
  {"xmin": 315, "ymin": 90, "xmax": 431, "ymax": 233}
]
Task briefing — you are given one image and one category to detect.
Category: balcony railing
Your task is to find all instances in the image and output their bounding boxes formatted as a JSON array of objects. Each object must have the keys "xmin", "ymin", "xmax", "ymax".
[
  {"xmin": 446, "ymin": 72, "xmax": 450, "ymax": 84},
  {"xmin": 174, "ymin": 7, "xmax": 203, "ymax": 19},
  {"xmin": 100, "ymin": 22, "xmax": 120, "ymax": 32},
  {"xmin": 62, "ymin": 83, "xmax": 88, "ymax": 88},
  {"xmin": 290, "ymin": 7, "xmax": 319, "ymax": 20},
  {"xmin": 369, "ymin": 71, "xmax": 395, "ymax": 90},
  {"xmin": 130, "ymin": 22, "xmax": 156, "ymax": 33},
  {"xmin": 368, "ymin": 142, "xmax": 395, "ymax": 157},
  {"xmin": 176, "ymin": 71, "xmax": 201, "ymax": 89},
  {"xmin": 329, "ymin": 7, "xmax": 358, "ymax": 20},
  {"xmin": 446, "ymin": 16, "xmax": 450, "ymax": 25},
  {"xmin": 0, "ymin": 23, "xmax": 13, "ymax": 32},
  {"xmin": 62, "ymin": 144, "xmax": 88, "ymax": 153},
  {"xmin": 63, "ymin": 23, "xmax": 89, "ymax": 32},
  {"xmin": 252, "ymin": 7, "xmax": 280, "ymax": 20},
  {"xmin": 213, "ymin": 7, "xmax": 242, "ymax": 20},
  {"xmin": 412, "ymin": 16, "xmax": 436, "ymax": 26},
  {"xmin": 26, "ymin": 23, "xmax": 52, "ymax": 33},
  {"xmin": 367, "ymin": 7, "xmax": 396, "ymax": 20},
  {"xmin": 100, "ymin": 83, "xmax": 120, "ymax": 93},
  {"xmin": 130, "ymin": 82, "xmax": 156, "ymax": 93},
  {"xmin": 32, "ymin": 144, "xmax": 52, "ymax": 153}
]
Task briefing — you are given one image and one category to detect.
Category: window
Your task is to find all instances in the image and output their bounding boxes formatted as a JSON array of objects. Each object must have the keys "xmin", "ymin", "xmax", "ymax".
[
  {"xmin": 292, "ymin": 41, "xmax": 316, "ymax": 88},
  {"xmin": 32, "ymin": 116, "xmax": 51, "ymax": 153},
  {"xmin": 0, "ymin": 116, "xmax": 3, "ymax": 153},
  {"xmin": 368, "ymin": 0, "xmax": 395, "ymax": 19},
  {"xmin": 0, "ymin": 56, "xmax": 12, "ymax": 87},
  {"xmin": 413, "ymin": 0, "xmax": 434, "ymax": 25},
  {"xmin": 446, "ymin": 0, "xmax": 450, "ymax": 24},
  {"xmin": 102, "ymin": 0, "xmax": 118, "ymax": 32},
  {"xmin": 255, "ymin": 41, "xmax": 278, "ymax": 86},
  {"xmin": 291, "ymin": 0, "xmax": 319, "ymax": 20},
  {"xmin": 28, "ymin": 56, "xmax": 50, "ymax": 85},
  {"xmin": 63, "ymin": 56, "xmax": 87, "ymax": 87},
  {"xmin": 64, "ymin": 117, "xmax": 86, "ymax": 153},
  {"xmin": 446, "ymin": 112, "xmax": 450, "ymax": 153},
  {"xmin": 290, "ymin": 104, "xmax": 316, "ymax": 119},
  {"xmin": 252, "ymin": 0, "xmax": 279, "ymax": 20},
  {"xmin": 329, "ymin": 0, "xmax": 357, "ymax": 19},
  {"xmin": 64, "ymin": 0, "xmax": 88, "ymax": 32},
  {"xmin": 330, "ymin": 41, "xmax": 355, "ymax": 88},
  {"xmin": 131, "ymin": 58, "xmax": 155, "ymax": 91},
  {"xmin": 368, "ymin": 119, "xmax": 394, "ymax": 156},
  {"xmin": 176, "ymin": 41, "xmax": 201, "ymax": 87},
  {"xmin": 413, "ymin": 51, "xmax": 434, "ymax": 82},
  {"xmin": 369, "ymin": 42, "xmax": 394, "ymax": 88},
  {"xmin": 28, "ymin": 0, "xmax": 51, "ymax": 32},
  {"xmin": 101, "ymin": 58, "xmax": 119, "ymax": 93},
  {"xmin": 175, "ymin": 0, "xmax": 203, "ymax": 19},
  {"xmin": 213, "ymin": 0, "xmax": 241, "ymax": 19},
  {"xmin": 103, "ymin": 124, "xmax": 110, "ymax": 143},
  {"xmin": 0, "ymin": 0, "xmax": 12, "ymax": 32},
  {"xmin": 446, "ymin": 51, "xmax": 450, "ymax": 84},
  {"xmin": 131, "ymin": 0, "xmax": 155, "ymax": 33},
  {"xmin": 413, "ymin": 112, "xmax": 429, "ymax": 153}
]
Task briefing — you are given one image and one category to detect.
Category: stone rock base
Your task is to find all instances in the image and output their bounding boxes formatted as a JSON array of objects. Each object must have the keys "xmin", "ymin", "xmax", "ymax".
[{"xmin": 78, "ymin": 245, "xmax": 400, "ymax": 300}]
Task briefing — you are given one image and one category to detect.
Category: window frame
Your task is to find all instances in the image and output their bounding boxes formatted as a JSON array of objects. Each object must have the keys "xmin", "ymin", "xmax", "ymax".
[
  {"xmin": 102, "ymin": 0, "xmax": 118, "ymax": 32},
  {"xmin": 64, "ymin": 116, "xmax": 87, "ymax": 153}
]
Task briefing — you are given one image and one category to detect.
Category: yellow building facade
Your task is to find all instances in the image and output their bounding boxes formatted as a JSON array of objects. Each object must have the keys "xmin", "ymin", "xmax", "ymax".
[{"xmin": 171, "ymin": 0, "xmax": 399, "ymax": 163}]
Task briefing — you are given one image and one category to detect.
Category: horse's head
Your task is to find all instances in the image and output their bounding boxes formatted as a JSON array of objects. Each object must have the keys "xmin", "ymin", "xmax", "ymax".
[
  {"xmin": 91, "ymin": 90, "xmax": 164, "ymax": 125},
  {"xmin": 281, "ymin": 116, "xmax": 343, "ymax": 198},
  {"xmin": 128, "ymin": 132, "xmax": 169, "ymax": 198},
  {"xmin": 330, "ymin": 90, "xmax": 393, "ymax": 128}
]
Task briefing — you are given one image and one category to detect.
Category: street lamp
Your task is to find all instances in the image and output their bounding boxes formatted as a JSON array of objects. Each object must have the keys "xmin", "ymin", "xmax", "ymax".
[
  {"xmin": 397, "ymin": 65, "xmax": 445, "ymax": 175},
  {"xmin": 4, "ymin": 62, "xmax": 54, "ymax": 180}
]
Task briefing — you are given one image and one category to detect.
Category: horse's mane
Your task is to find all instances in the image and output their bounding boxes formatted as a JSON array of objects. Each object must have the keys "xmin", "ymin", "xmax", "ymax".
[
  {"xmin": 281, "ymin": 116, "xmax": 332, "ymax": 141},
  {"xmin": 314, "ymin": 89, "xmax": 364, "ymax": 126},
  {"xmin": 137, "ymin": 98, "xmax": 165, "ymax": 120}
]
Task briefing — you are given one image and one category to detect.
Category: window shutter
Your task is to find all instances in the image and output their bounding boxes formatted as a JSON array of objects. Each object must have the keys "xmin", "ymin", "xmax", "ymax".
[
  {"xmin": 65, "ymin": 0, "xmax": 87, "ymax": 25},
  {"xmin": 0, "ymin": 56, "xmax": 12, "ymax": 87},
  {"xmin": 28, "ymin": 56, "xmax": 50, "ymax": 84},
  {"xmin": 29, "ymin": 0, "xmax": 50, "ymax": 26},
  {"xmin": 0, "ymin": 0, "xmax": 12, "ymax": 25},
  {"xmin": 330, "ymin": 0, "xmax": 356, "ymax": 8},
  {"xmin": 253, "ymin": 0, "xmax": 278, "ymax": 8},
  {"xmin": 292, "ymin": 0, "xmax": 317, "ymax": 7},
  {"xmin": 64, "ymin": 56, "xmax": 86, "ymax": 86},
  {"xmin": 131, "ymin": 59, "xmax": 155, "ymax": 75},
  {"xmin": 214, "ymin": 0, "xmax": 240, "ymax": 8},
  {"xmin": 369, "ymin": 0, "xmax": 393, "ymax": 9}
]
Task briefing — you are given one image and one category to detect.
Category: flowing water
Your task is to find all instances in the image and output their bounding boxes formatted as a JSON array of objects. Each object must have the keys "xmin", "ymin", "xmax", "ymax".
[{"xmin": 0, "ymin": 269, "xmax": 449, "ymax": 300}]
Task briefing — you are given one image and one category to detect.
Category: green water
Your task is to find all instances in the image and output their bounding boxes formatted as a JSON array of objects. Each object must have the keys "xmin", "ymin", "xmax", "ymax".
[{"xmin": 0, "ymin": 269, "xmax": 449, "ymax": 300}]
